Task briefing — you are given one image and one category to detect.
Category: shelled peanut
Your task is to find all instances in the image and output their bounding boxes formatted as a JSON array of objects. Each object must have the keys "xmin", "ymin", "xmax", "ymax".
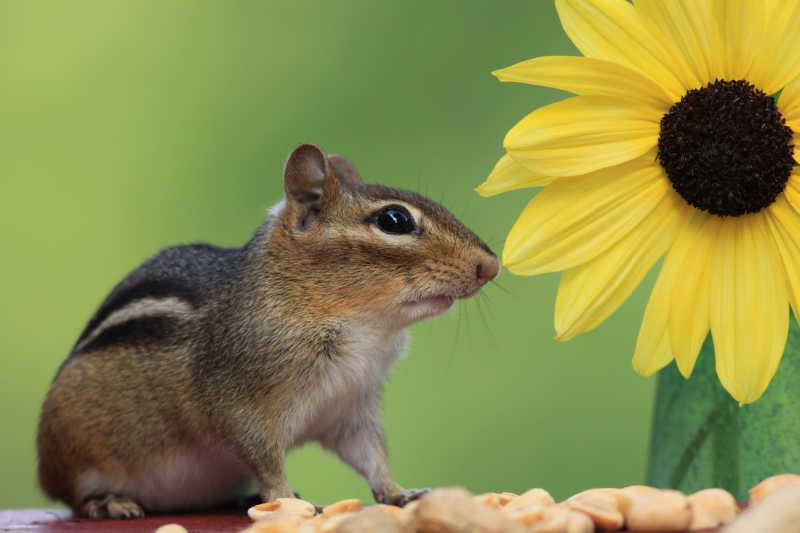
[
  {"xmin": 747, "ymin": 473, "xmax": 800, "ymax": 506},
  {"xmin": 724, "ymin": 481, "xmax": 800, "ymax": 533},
  {"xmin": 154, "ymin": 525, "xmax": 189, "ymax": 533},
  {"xmin": 687, "ymin": 489, "xmax": 737, "ymax": 530},
  {"xmin": 248, "ymin": 498, "xmax": 318, "ymax": 521},
  {"xmin": 237, "ymin": 475, "xmax": 800, "ymax": 533},
  {"xmin": 240, "ymin": 487, "xmax": 728, "ymax": 533}
]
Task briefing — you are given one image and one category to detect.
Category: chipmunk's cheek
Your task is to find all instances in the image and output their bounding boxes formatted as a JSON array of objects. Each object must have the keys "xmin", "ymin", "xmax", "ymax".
[{"xmin": 332, "ymin": 275, "xmax": 409, "ymax": 318}]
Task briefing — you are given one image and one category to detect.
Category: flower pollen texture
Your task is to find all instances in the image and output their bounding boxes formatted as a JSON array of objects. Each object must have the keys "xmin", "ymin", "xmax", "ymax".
[{"xmin": 657, "ymin": 80, "xmax": 794, "ymax": 217}]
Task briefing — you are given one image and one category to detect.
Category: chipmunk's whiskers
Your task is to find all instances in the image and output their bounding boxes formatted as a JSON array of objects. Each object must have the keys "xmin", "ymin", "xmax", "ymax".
[
  {"xmin": 488, "ymin": 279, "xmax": 513, "ymax": 297},
  {"xmin": 473, "ymin": 292, "xmax": 497, "ymax": 350}
]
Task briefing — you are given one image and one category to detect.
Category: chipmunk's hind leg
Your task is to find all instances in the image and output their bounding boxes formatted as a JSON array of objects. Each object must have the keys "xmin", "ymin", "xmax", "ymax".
[{"xmin": 79, "ymin": 494, "xmax": 144, "ymax": 519}]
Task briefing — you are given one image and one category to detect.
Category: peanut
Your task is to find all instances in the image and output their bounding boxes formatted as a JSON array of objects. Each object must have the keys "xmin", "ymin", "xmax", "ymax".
[
  {"xmin": 529, "ymin": 506, "xmax": 595, "ymax": 533},
  {"xmin": 505, "ymin": 488, "xmax": 556, "ymax": 509},
  {"xmin": 249, "ymin": 512, "xmax": 306, "ymax": 533},
  {"xmin": 565, "ymin": 489, "xmax": 624, "ymax": 531},
  {"xmin": 622, "ymin": 485, "xmax": 662, "ymax": 496},
  {"xmin": 723, "ymin": 482, "xmax": 800, "ymax": 533},
  {"xmin": 473, "ymin": 493, "xmax": 505, "ymax": 509},
  {"xmin": 404, "ymin": 488, "xmax": 472, "ymax": 533},
  {"xmin": 299, "ymin": 513, "xmax": 348, "ymax": 533},
  {"xmin": 504, "ymin": 503, "xmax": 549, "ymax": 525},
  {"xmin": 625, "ymin": 490, "xmax": 691, "ymax": 532},
  {"xmin": 249, "ymin": 498, "xmax": 317, "ymax": 521},
  {"xmin": 298, "ymin": 514, "xmax": 325, "ymax": 533},
  {"xmin": 748, "ymin": 474, "xmax": 800, "ymax": 506},
  {"xmin": 565, "ymin": 511, "xmax": 597, "ymax": 533},
  {"xmin": 499, "ymin": 492, "xmax": 518, "ymax": 505},
  {"xmin": 332, "ymin": 508, "xmax": 408, "ymax": 533},
  {"xmin": 412, "ymin": 487, "xmax": 526, "ymax": 533},
  {"xmin": 687, "ymin": 488, "xmax": 738, "ymax": 530},
  {"xmin": 154, "ymin": 525, "xmax": 188, "ymax": 533},
  {"xmin": 397, "ymin": 499, "xmax": 420, "ymax": 526},
  {"xmin": 370, "ymin": 504, "xmax": 403, "ymax": 517},
  {"xmin": 617, "ymin": 485, "xmax": 661, "ymax": 515},
  {"xmin": 410, "ymin": 487, "xmax": 474, "ymax": 533},
  {"xmin": 321, "ymin": 499, "xmax": 362, "ymax": 517},
  {"xmin": 466, "ymin": 504, "xmax": 529, "ymax": 533},
  {"xmin": 318, "ymin": 512, "xmax": 356, "ymax": 533}
]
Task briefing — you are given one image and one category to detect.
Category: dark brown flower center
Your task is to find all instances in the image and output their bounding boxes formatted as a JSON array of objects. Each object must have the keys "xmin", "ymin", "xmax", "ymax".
[{"xmin": 657, "ymin": 79, "xmax": 794, "ymax": 217}]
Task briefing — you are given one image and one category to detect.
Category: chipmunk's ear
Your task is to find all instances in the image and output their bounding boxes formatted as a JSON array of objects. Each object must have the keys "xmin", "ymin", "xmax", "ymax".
[
  {"xmin": 283, "ymin": 143, "xmax": 340, "ymax": 229},
  {"xmin": 327, "ymin": 154, "xmax": 363, "ymax": 186}
]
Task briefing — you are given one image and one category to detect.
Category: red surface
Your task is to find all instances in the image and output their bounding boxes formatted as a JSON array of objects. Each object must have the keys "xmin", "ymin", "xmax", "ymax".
[
  {"xmin": 0, "ymin": 509, "xmax": 250, "ymax": 533},
  {"xmin": 1, "ymin": 506, "xmax": 745, "ymax": 532}
]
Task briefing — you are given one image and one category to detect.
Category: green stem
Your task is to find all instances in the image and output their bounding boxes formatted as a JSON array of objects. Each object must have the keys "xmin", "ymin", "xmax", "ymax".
[
  {"xmin": 712, "ymin": 401, "xmax": 739, "ymax": 496},
  {"xmin": 669, "ymin": 403, "xmax": 724, "ymax": 489},
  {"xmin": 648, "ymin": 315, "xmax": 800, "ymax": 499}
]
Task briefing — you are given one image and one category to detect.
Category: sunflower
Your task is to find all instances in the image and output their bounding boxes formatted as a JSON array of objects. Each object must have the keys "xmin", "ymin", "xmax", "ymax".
[{"xmin": 477, "ymin": 0, "xmax": 800, "ymax": 405}]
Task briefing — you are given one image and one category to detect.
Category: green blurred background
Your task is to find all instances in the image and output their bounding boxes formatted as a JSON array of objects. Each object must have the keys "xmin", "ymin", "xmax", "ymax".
[{"xmin": 1, "ymin": 0, "xmax": 659, "ymax": 509}]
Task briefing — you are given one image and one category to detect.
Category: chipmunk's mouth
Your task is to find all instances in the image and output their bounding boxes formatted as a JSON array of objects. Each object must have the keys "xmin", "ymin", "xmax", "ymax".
[
  {"xmin": 419, "ymin": 295, "xmax": 455, "ymax": 310},
  {"xmin": 401, "ymin": 294, "xmax": 455, "ymax": 319}
]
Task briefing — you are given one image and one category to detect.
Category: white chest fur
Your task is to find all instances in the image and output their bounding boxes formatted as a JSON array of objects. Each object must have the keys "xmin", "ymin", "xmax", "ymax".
[{"xmin": 289, "ymin": 324, "xmax": 408, "ymax": 445}]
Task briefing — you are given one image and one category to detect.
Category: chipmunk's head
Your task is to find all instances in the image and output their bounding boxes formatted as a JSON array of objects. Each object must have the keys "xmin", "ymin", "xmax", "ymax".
[{"xmin": 265, "ymin": 143, "xmax": 498, "ymax": 328}]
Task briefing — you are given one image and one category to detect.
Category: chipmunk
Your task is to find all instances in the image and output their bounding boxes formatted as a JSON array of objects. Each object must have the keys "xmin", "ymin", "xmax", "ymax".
[{"xmin": 37, "ymin": 143, "xmax": 499, "ymax": 519}]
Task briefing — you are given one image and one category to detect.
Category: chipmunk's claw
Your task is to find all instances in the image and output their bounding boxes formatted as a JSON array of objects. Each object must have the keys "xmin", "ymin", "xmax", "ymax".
[
  {"xmin": 395, "ymin": 488, "xmax": 430, "ymax": 507},
  {"xmin": 289, "ymin": 490, "xmax": 322, "ymax": 514},
  {"xmin": 375, "ymin": 488, "xmax": 430, "ymax": 507},
  {"xmin": 80, "ymin": 494, "xmax": 144, "ymax": 519}
]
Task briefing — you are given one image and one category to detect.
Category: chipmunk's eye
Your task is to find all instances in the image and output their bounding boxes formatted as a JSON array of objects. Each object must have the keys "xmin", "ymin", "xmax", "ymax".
[{"xmin": 374, "ymin": 205, "xmax": 415, "ymax": 235}]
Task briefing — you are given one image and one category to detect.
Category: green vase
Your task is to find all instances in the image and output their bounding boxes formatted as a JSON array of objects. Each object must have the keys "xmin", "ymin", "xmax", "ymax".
[{"xmin": 647, "ymin": 315, "xmax": 800, "ymax": 500}]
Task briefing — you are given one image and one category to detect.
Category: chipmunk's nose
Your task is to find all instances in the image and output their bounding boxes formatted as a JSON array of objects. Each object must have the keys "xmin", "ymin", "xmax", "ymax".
[{"xmin": 476, "ymin": 256, "xmax": 500, "ymax": 285}]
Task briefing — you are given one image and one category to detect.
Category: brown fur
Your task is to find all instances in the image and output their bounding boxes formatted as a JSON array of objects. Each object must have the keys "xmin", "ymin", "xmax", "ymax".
[{"xmin": 37, "ymin": 144, "xmax": 498, "ymax": 518}]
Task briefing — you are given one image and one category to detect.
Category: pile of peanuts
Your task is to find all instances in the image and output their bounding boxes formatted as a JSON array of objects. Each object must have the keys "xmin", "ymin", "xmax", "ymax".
[{"xmin": 152, "ymin": 473, "xmax": 800, "ymax": 533}]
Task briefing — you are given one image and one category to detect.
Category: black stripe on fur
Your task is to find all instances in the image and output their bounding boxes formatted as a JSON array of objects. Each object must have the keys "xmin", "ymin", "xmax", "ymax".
[
  {"xmin": 77, "ymin": 315, "xmax": 180, "ymax": 354},
  {"xmin": 75, "ymin": 279, "xmax": 198, "ymax": 346}
]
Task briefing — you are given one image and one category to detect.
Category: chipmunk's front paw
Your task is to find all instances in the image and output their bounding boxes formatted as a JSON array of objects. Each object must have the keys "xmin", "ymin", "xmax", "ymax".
[{"xmin": 374, "ymin": 487, "xmax": 430, "ymax": 507}]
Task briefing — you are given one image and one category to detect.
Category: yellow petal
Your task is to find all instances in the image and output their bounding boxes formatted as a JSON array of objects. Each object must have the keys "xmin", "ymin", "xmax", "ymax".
[
  {"xmin": 784, "ymin": 170, "xmax": 800, "ymax": 214},
  {"xmin": 667, "ymin": 212, "xmax": 719, "ymax": 378},
  {"xmin": 766, "ymin": 176, "xmax": 800, "ymax": 320},
  {"xmin": 745, "ymin": 0, "xmax": 800, "ymax": 95},
  {"xmin": 493, "ymin": 56, "xmax": 673, "ymax": 110},
  {"xmin": 555, "ymin": 0, "xmax": 695, "ymax": 101},
  {"xmin": 779, "ymin": 76, "xmax": 800, "ymax": 124},
  {"xmin": 633, "ymin": 205, "xmax": 713, "ymax": 378},
  {"xmin": 554, "ymin": 190, "xmax": 683, "ymax": 341},
  {"xmin": 711, "ymin": 0, "xmax": 765, "ymax": 81},
  {"xmin": 634, "ymin": 0, "xmax": 719, "ymax": 88},
  {"xmin": 710, "ymin": 215, "xmax": 789, "ymax": 405},
  {"xmin": 504, "ymin": 95, "xmax": 660, "ymax": 178},
  {"xmin": 632, "ymin": 256, "xmax": 674, "ymax": 377},
  {"xmin": 778, "ymin": 76, "xmax": 800, "ymax": 163},
  {"xmin": 475, "ymin": 153, "xmax": 555, "ymax": 197},
  {"xmin": 504, "ymin": 157, "xmax": 668, "ymax": 275}
]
